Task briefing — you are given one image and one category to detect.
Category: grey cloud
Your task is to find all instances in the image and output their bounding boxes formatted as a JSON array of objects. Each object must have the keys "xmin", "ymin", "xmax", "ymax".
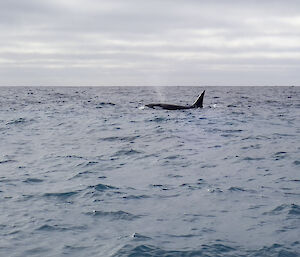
[
  {"xmin": 1, "ymin": 0, "xmax": 300, "ymax": 85},
  {"xmin": 0, "ymin": 0, "xmax": 59, "ymax": 26}
]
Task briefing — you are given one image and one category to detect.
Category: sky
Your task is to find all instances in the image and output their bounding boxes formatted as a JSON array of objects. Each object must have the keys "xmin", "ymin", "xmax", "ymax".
[{"xmin": 0, "ymin": 0, "xmax": 300, "ymax": 86}]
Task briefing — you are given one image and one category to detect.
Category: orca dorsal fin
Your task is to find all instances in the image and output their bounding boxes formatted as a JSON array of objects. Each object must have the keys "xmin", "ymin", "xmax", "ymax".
[{"xmin": 192, "ymin": 90, "xmax": 205, "ymax": 108}]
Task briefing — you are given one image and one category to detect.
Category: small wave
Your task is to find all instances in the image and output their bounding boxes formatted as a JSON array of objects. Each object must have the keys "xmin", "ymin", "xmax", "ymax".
[
  {"xmin": 123, "ymin": 195, "xmax": 150, "ymax": 200},
  {"xmin": 293, "ymin": 160, "xmax": 300, "ymax": 166},
  {"xmin": 221, "ymin": 133, "xmax": 239, "ymax": 138},
  {"xmin": 113, "ymin": 243, "xmax": 236, "ymax": 257},
  {"xmin": 64, "ymin": 155, "xmax": 84, "ymax": 159},
  {"xmin": 63, "ymin": 244, "xmax": 89, "ymax": 250},
  {"xmin": 242, "ymin": 135, "xmax": 271, "ymax": 141},
  {"xmin": 86, "ymin": 210, "xmax": 140, "ymax": 221},
  {"xmin": 100, "ymin": 135, "xmax": 140, "ymax": 142},
  {"xmin": 209, "ymin": 145, "xmax": 222, "ymax": 149},
  {"xmin": 197, "ymin": 178, "xmax": 206, "ymax": 184},
  {"xmin": 100, "ymin": 136, "xmax": 123, "ymax": 142},
  {"xmin": 43, "ymin": 191, "xmax": 79, "ymax": 200},
  {"xmin": 206, "ymin": 128, "xmax": 222, "ymax": 133},
  {"xmin": 273, "ymin": 151, "xmax": 288, "ymax": 160},
  {"xmin": 76, "ymin": 161, "xmax": 99, "ymax": 167},
  {"xmin": 90, "ymin": 183, "xmax": 118, "ymax": 191},
  {"xmin": 207, "ymin": 187, "xmax": 223, "ymax": 193},
  {"xmin": 231, "ymin": 111, "xmax": 245, "ymax": 115},
  {"xmin": 180, "ymin": 182, "xmax": 204, "ymax": 190},
  {"xmin": 146, "ymin": 117, "xmax": 168, "ymax": 123},
  {"xmin": 288, "ymin": 204, "xmax": 300, "ymax": 215},
  {"xmin": 167, "ymin": 174, "xmax": 183, "ymax": 178},
  {"xmin": 263, "ymin": 203, "xmax": 300, "ymax": 216},
  {"xmin": 62, "ymin": 245, "xmax": 89, "ymax": 255},
  {"xmin": 6, "ymin": 117, "xmax": 27, "ymax": 125},
  {"xmin": 23, "ymin": 178, "xmax": 44, "ymax": 183},
  {"xmin": 37, "ymin": 224, "xmax": 68, "ymax": 232},
  {"xmin": 23, "ymin": 247, "xmax": 50, "ymax": 256},
  {"xmin": 201, "ymin": 164, "xmax": 217, "ymax": 168},
  {"xmin": 263, "ymin": 204, "xmax": 288, "ymax": 215},
  {"xmin": 71, "ymin": 170, "xmax": 96, "ymax": 179},
  {"xmin": 241, "ymin": 144, "xmax": 261, "ymax": 150},
  {"xmin": 112, "ymin": 244, "xmax": 159, "ymax": 256},
  {"xmin": 228, "ymin": 186, "xmax": 246, "ymax": 192},
  {"xmin": 96, "ymin": 102, "xmax": 116, "ymax": 108},
  {"xmin": 150, "ymin": 184, "xmax": 166, "ymax": 188},
  {"xmin": 202, "ymin": 243, "xmax": 235, "ymax": 254},
  {"xmin": 0, "ymin": 159, "xmax": 17, "ymax": 164},
  {"xmin": 243, "ymin": 157, "xmax": 265, "ymax": 161},
  {"xmin": 167, "ymin": 233, "xmax": 199, "ymax": 238},
  {"xmin": 224, "ymin": 129, "xmax": 243, "ymax": 133},
  {"xmin": 63, "ymin": 245, "xmax": 88, "ymax": 251},
  {"xmin": 113, "ymin": 149, "xmax": 141, "ymax": 157},
  {"xmin": 290, "ymin": 179, "xmax": 300, "ymax": 182},
  {"xmin": 164, "ymin": 155, "xmax": 180, "ymax": 160},
  {"xmin": 37, "ymin": 224, "xmax": 87, "ymax": 232},
  {"xmin": 273, "ymin": 133, "xmax": 296, "ymax": 138},
  {"xmin": 247, "ymin": 243, "xmax": 299, "ymax": 257}
]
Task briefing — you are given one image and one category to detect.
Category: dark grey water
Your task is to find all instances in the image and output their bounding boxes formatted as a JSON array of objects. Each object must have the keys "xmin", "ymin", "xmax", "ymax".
[{"xmin": 0, "ymin": 86, "xmax": 299, "ymax": 257}]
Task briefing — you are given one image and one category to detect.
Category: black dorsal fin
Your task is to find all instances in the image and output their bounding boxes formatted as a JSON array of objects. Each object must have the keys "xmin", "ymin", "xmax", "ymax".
[{"xmin": 192, "ymin": 90, "xmax": 205, "ymax": 108}]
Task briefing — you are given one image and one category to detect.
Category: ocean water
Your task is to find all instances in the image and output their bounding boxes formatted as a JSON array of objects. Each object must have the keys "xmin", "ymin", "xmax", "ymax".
[{"xmin": 0, "ymin": 86, "xmax": 299, "ymax": 257}]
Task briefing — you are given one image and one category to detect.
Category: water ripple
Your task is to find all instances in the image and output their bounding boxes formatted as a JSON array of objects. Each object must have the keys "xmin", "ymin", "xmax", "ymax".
[
  {"xmin": 23, "ymin": 178, "xmax": 44, "ymax": 183},
  {"xmin": 90, "ymin": 183, "xmax": 119, "ymax": 192},
  {"xmin": 6, "ymin": 118, "xmax": 27, "ymax": 125},
  {"xmin": 263, "ymin": 204, "xmax": 300, "ymax": 216},
  {"xmin": 86, "ymin": 210, "xmax": 141, "ymax": 221},
  {"xmin": 112, "ymin": 243, "xmax": 237, "ymax": 257},
  {"xmin": 43, "ymin": 191, "xmax": 79, "ymax": 200},
  {"xmin": 1, "ymin": 86, "xmax": 299, "ymax": 256}
]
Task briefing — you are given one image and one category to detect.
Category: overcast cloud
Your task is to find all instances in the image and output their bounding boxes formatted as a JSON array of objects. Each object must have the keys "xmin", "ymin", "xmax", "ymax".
[{"xmin": 1, "ymin": 0, "xmax": 300, "ymax": 86}]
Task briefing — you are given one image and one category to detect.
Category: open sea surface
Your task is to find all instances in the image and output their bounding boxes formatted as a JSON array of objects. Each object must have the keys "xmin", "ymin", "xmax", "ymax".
[{"xmin": 0, "ymin": 86, "xmax": 299, "ymax": 257}]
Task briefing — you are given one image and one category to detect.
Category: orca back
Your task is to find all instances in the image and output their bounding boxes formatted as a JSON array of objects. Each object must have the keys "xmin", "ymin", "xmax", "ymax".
[
  {"xmin": 146, "ymin": 90, "xmax": 205, "ymax": 110},
  {"xmin": 192, "ymin": 90, "xmax": 205, "ymax": 108}
]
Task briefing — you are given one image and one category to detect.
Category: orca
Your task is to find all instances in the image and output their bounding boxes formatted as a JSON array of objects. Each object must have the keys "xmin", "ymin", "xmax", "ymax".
[{"xmin": 146, "ymin": 90, "xmax": 205, "ymax": 110}]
